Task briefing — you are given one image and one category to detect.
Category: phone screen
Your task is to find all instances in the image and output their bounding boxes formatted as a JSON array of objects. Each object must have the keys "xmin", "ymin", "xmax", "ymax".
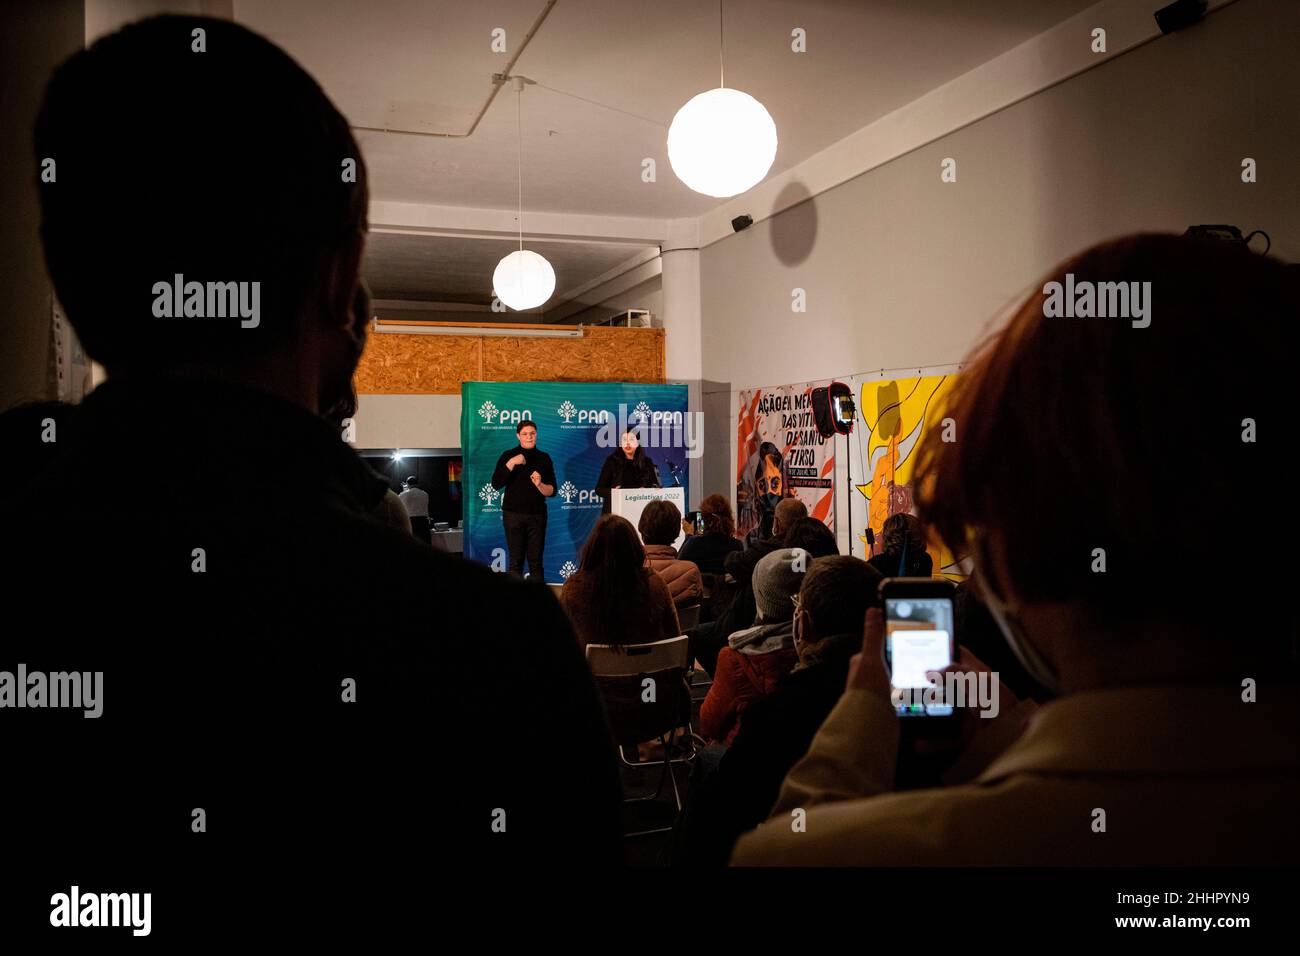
[{"xmin": 884, "ymin": 594, "xmax": 955, "ymax": 717}]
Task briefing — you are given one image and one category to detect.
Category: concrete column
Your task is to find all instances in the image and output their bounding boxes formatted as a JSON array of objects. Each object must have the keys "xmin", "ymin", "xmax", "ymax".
[{"xmin": 660, "ymin": 218, "xmax": 703, "ymax": 509}]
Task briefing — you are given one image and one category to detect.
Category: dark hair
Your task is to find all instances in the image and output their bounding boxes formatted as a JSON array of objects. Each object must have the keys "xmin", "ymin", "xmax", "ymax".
[
  {"xmin": 916, "ymin": 234, "xmax": 1298, "ymax": 638},
  {"xmin": 516, "ymin": 420, "xmax": 537, "ymax": 435},
  {"xmin": 579, "ymin": 515, "xmax": 651, "ymax": 647},
  {"xmin": 880, "ymin": 513, "xmax": 926, "ymax": 556},
  {"xmin": 698, "ymin": 493, "xmax": 735, "ymax": 537},
  {"xmin": 323, "ymin": 381, "xmax": 359, "ymax": 427},
  {"xmin": 798, "ymin": 556, "xmax": 881, "ymax": 642},
  {"xmin": 638, "ymin": 499, "xmax": 682, "ymax": 546},
  {"xmin": 781, "ymin": 517, "xmax": 838, "ymax": 559},
  {"xmin": 34, "ymin": 16, "xmax": 367, "ymax": 373},
  {"xmin": 404, "ymin": 476, "xmax": 418, "ymax": 487}
]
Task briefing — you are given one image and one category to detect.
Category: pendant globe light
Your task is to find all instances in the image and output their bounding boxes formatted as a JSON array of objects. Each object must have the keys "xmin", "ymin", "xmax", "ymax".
[
  {"xmin": 493, "ymin": 77, "xmax": 556, "ymax": 311},
  {"xmin": 667, "ymin": 0, "xmax": 777, "ymax": 198}
]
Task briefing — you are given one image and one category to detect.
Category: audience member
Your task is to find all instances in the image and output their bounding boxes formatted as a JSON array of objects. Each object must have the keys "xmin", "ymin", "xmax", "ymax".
[
  {"xmin": 5, "ymin": 15, "xmax": 623, "ymax": 897},
  {"xmin": 868, "ymin": 512, "xmax": 933, "ymax": 577},
  {"xmin": 637, "ymin": 499, "xmax": 703, "ymax": 608},
  {"xmin": 699, "ymin": 547, "xmax": 806, "ymax": 745},
  {"xmin": 679, "ymin": 492, "xmax": 743, "ymax": 574},
  {"xmin": 677, "ymin": 555, "xmax": 881, "ymax": 865},
  {"xmin": 733, "ymin": 234, "xmax": 1299, "ymax": 865},
  {"xmin": 779, "ymin": 516, "xmax": 838, "ymax": 558},
  {"xmin": 398, "ymin": 475, "xmax": 431, "ymax": 542},
  {"xmin": 562, "ymin": 514, "xmax": 681, "ymax": 650},
  {"xmin": 693, "ymin": 512, "xmax": 836, "ymax": 677}
]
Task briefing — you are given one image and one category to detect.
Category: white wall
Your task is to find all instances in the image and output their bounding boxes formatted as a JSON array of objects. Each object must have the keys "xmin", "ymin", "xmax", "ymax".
[
  {"xmin": 561, "ymin": 274, "xmax": 663, "ymax": 327},
  {"xmin": 354, "ymin": 393, "xmax": 462, "ymax": 450},
  {"xmin": 698, "ymin": 0, "xmax": 1300, "ymax": 552}
]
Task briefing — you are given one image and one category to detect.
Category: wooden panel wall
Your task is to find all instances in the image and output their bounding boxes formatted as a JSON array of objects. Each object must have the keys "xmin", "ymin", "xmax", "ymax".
[{"xmin": 354, "ymin": 324, "xmax": 666, "ymax": 394}]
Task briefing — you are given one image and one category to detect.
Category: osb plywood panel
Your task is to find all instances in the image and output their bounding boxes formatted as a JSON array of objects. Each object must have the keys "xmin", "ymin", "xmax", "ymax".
[
  {"xmin": 354, "ymin": 331, "xmax": 482, "ymax": 394},
  {"xmin": 483, "ymin": 326, "xmax": 664, "ymax": 385},
  {"xmin": 355, "ymin": 325, "xmax": 664, "ymax": 394}
]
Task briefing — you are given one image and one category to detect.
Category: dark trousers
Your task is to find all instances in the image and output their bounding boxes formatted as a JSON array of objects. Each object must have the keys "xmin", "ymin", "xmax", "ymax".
[
  {"xmin": 409, "ymin": 515, "xmax": 431, "ymax": 544},
  {"xmin": 503, "ymin": 510, "xmax": 547, "ymax": 580},
  {"xmin": 687, "ymin": 621, "xmax": 728, "ymax": 677}
]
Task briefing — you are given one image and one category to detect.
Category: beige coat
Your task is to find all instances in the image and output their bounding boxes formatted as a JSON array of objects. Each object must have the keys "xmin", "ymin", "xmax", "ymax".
[
  {"xmin": 643, "ymin": 543, "xmax": 704, "ymax": 608},
  {"xmin": 732, "ymin": 682, "xmax": 1298, "ymax": 866}
]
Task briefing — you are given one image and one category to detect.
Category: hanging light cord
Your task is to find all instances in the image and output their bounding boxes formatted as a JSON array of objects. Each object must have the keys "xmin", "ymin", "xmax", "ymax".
[
  {"xmin": 516, "ymin": 83, "xmax": 524, "ymax": 253},
  {"xmin": 719, "ymin": 0, "xmax": 725, "ymax": 88}
]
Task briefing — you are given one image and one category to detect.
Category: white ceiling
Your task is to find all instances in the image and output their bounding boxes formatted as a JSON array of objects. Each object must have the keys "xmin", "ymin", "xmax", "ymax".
[
  {"xmin": 231, "ymin": 0, "xmax": 1096, "ymax": 305},
  {"xmin": 363, "ymin": 232, "xmax": 650, "ymax": 304}
]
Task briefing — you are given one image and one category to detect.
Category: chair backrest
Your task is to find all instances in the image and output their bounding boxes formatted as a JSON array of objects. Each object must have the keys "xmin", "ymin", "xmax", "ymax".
[
  {"xmin": 586, "ymin": 635, "xmax": 689, "ymax": 676},
  {"xmin": 587, "ymin": 636, "xmax": 693, "ymax": 744},
  {"xmin": 677, "ymin": 604, "xmax": 701, "ymax": 631}
]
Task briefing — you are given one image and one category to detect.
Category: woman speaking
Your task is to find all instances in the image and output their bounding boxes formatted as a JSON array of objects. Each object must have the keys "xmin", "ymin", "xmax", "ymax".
[{"xmin": 595, "ymin": 429, "xmax": 661, "ymax": 514}]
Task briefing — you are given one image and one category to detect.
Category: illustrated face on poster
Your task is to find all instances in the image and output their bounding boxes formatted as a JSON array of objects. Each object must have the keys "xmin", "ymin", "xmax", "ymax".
[{"xmin": 736, "ymin": 382, "xmax": 835, "ymax": 541}]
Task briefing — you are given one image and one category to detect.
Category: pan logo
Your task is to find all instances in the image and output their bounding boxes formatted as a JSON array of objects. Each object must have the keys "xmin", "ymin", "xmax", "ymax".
[
  {"xmin": 478, "ymin": 401, "xmax": 533, "ymax": 426},
  {"xmin": 556, "ymin": 399, "xmax": 610, "ymax": 427},
  {"xmin": 557, "ymin": 481, "xmax": 602, "ymax": 508},
  {"xmin": 629, "ymin": 401, "xmax": 683, "ymax": 426},
  {"xmin": 478, "ymin": 484, "xmax": 501, "ymax": 510}
]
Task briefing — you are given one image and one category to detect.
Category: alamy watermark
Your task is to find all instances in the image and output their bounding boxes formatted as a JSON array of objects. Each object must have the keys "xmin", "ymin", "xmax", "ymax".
[
  {"xmin": 152, "ymin": 274, "xmax": 260, "ymax": 328},
  {"xmin": 1042, "ymin": 273, "xmax": 1150, "ymax": 328},
  {"xmin": 0, "ymin": 664, "xmax": 103, "ymax": 717},
  {"xmin": 593, "ymin": 402, "xmax": 703, "ymax": 459},
  {"xmin": 50, "ymin": 886, "xmax": 150, "ymax": 936},
  {"xmin": 893, "ymin": 669, "xmax": 1000, "ymax": 719}
]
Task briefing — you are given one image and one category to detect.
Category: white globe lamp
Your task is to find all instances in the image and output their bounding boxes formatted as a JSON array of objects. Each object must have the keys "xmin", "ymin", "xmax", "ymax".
[
  {"xmin": 493, "ymin": 249, "xmax": 556, "ymax": 311},
  {"xmin": 667, "ymin": 87, "xmax": 777, "ymax": 198}
]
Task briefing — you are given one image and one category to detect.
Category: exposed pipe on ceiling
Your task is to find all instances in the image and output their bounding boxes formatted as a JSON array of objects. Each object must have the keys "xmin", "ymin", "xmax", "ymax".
[{"xmin": 351, "ymin": 0, "xmax": 558, "ymax": 139}]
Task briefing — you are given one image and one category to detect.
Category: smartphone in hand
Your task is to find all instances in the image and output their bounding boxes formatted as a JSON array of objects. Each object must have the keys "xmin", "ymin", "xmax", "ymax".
[{"xmin": 880, "ymin": 577, "xmax": 957, "ymax": 719}]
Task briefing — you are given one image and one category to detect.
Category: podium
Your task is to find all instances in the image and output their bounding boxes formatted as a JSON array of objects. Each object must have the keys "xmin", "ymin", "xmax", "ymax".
[{"xmin": 610, "ymin": 487, "xmax": 687, "ymax": 551}]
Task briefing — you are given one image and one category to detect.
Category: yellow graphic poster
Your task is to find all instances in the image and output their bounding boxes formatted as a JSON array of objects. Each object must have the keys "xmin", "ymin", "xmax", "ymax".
[{"xmin": 853, "ymin": 374, "xmax": 964, "ymax": 580}]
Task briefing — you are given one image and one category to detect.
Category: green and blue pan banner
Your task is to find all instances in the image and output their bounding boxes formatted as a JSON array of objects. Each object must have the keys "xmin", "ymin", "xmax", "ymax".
[{"xmin": 461, "ymin": 381, "xmax": 691, "ymax": 584}]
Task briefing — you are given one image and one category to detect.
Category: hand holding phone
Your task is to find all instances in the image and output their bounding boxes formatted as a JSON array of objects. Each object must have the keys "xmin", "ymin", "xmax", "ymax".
[{"xmin": 880, "ymin": 577, "xmax": 957, "ymax": 719}]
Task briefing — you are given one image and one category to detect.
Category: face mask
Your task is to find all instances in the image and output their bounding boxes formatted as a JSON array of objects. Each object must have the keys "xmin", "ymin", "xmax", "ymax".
[
  {"xmin": 974, "ymin": 535, "xmax": 1062, "ymax": 697},
  {"xmin": 982, "ymin": 592, "xmax": 1061, "ymax": 697}
]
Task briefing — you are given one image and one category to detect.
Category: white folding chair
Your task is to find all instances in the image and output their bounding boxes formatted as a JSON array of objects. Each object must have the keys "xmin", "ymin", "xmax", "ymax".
[{"xmin": 586, "ymin": 635, "xmax": 701, "ymax": 836}]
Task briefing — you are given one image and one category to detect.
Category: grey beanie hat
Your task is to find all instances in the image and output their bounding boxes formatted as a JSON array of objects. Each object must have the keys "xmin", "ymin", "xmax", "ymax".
[{"xmin": 752, "ymin": 547, "xmax": 809, "ymax": 623}]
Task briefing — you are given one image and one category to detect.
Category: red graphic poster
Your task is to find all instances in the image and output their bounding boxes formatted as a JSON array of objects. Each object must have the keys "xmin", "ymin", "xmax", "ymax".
[{"xmin": 735, "ymin": 380, "xmax": 835, "ymax": 541}]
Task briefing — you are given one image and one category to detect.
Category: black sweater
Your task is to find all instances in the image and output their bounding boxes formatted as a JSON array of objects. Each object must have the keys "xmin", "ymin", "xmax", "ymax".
[
  {"xmin": 491, "ymin": 445, "xmax": 557, "ymax": 514},
  {"xmin": 594, "ymin": 450, "xmax": 660, "ymax": 514}
]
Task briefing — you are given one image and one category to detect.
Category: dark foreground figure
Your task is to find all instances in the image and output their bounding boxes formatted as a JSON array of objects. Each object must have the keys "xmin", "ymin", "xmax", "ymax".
[{"xmin": 2, "ymin": 14, "xmax": 621, "ymax": 939}]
